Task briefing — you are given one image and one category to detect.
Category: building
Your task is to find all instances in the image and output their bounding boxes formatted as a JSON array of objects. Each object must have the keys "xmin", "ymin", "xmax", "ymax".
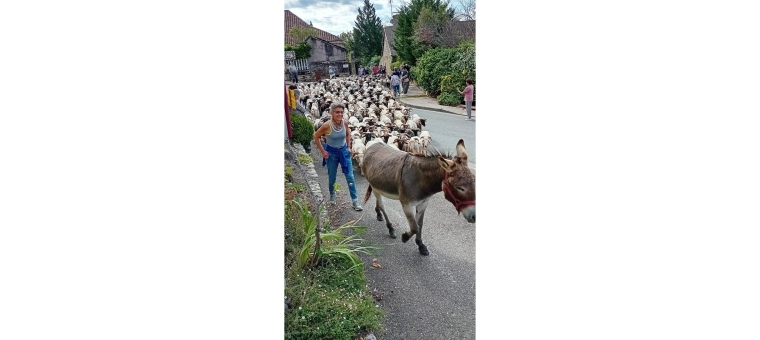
[
  {"xmin": 380, "ymin": 18, "xmax": 476, "ymax": 70},
  {"xmin": 380, "ymin": 25, "xmax": 397, "ymax": 72},
  {"xmin": 284, "ymin": 10, "xmax": 350, "ymax": 75}
]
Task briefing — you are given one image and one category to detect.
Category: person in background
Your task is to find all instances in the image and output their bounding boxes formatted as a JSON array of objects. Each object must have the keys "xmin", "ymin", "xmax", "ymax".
[
  {"xmin": 390, "ymin": 71, "xmax": 401, "ymax": 98},
  {"xmin": 400, "ymin": 65, "xmax": 410, "ymax": 95},
  {"xmin": 288, "ymin": 64, "xmax": 298, "ymax": 83},
  {"xmin": 292, "ymin": 87, "xmax": 307, "ymax": 116},
  {"xmin": 313, "ymin": 103, "xmax": 363, "ymax": 211},
  {"xmin": 372, "ymin": 64, "xmax": 378, "ymax": 75},
  {"xmin": 328, "ymin": 66, "xmax": 335, "ymax": 79},
  {"xmin": 287, "ymin": 85, "xmax": 298, "ymax": 113},
  {"xmin": 358, "ymin": 66, "xmax": 364, "ymax": 76},
  {"xmin": 457, "ymin": 78, "xmax": 475, "ymax": 121}
]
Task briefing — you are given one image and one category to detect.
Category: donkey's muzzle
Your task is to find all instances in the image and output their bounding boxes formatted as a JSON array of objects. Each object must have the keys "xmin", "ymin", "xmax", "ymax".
[{"xmin": 461, "ymin": 205, "xmax": 475, "ymax": 223}]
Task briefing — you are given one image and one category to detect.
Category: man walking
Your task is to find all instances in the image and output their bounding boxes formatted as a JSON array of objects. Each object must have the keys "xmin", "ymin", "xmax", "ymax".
[
  {"xmin": 289, "ymin": 64, "xmax": 298, "ymax": 83},
  {"xmin": 400, "ymin": 65, "xmax": 410, "ymax": 95}
]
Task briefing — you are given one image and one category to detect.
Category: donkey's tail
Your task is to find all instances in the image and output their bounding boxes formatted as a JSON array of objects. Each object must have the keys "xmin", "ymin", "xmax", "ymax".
[{"xmin": 363, "ymin": 186, "xmax": 372, "ymax": 204}]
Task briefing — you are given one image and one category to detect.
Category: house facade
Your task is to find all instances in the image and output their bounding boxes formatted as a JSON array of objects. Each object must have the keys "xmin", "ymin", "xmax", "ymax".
[
  {"xmin": 380, "ymin": 25, "xmax": 397, "ymax": 71},
  {"xmin": 380, "ymin": 19, "xmax": 476, "ymax": 70},
  {"xmin": 285, "ymin": 10, "xmax": 350, "ymax": 76}
]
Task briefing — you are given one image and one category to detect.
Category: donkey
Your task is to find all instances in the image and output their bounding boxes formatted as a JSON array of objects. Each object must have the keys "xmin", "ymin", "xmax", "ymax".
[{"xmin": 360, "ymin": 139, "xmax": 475, "ymax": 255}]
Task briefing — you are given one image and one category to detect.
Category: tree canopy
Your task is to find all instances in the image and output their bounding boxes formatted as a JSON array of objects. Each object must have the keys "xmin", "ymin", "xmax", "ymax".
[
  {"xmin": 392, "ymin": 0, "xmax": 455, "ymax": 65},
  {"xmin": 352, "ymin": 0, "xmax": 384, "ymax": 64}
]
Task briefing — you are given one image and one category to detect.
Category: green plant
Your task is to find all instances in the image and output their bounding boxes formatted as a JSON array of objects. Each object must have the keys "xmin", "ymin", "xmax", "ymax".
[
  {"xmin": 392, "ymin": 0, "xmax": 456, "ymax": 65},
  {"xmin": 285, "ymin": 166, "xmax": 294, "ymax": 182},
  {"xmin": 297, "ymin": 154, "xmax": 312, "ymax": 164},
  {"xmin": 352, "ymin": 0, "xmax": 384, "ymax": 63},
  {"xmin": 437, "ymin": 92, "xmax": 461, "ymax": 106},
  {"xmin": 333, "ymin": 183, "xmax": 342, "ymax": 192},
  {"xmin": 286, "ymin": 182, "xmax": 306, "ymax": 193},
  {"xmin": 286, "ymin": 200, "xmax": 378, "ymax": 271},
  {"xmin": 284, "ymin": 256, "xmax": 383, "ymax": 340},
  {"xmin": 414, "ymin": 42, "xmax": 475, "ymax": 105},
  {"xmin": 289, "ymin": 113, "xmax": 315, "ymax": 148},
  {"xmin": 414, "ymin": 47, "xmax": 459, "ymax": 96},
  {"xmin": 313, "ymin": 221, "xmax": 379, "ymax": 273},
  {"xmin": 285, "ymin": 42, "xmax": 313, "ymax": 60},
  {"xmin": 284, "ymin": 198, "xmax": 383, "ymax": 340}
]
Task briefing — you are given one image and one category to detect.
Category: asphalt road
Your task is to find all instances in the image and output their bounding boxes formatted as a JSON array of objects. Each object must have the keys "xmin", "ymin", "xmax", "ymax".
[
  {"xmin": 307, "ymin": 112, "xmax": 477, "ymax": 340},
  {"xmin": 412, "ymin": 107, "xmax": 476, "ymax": 165}
]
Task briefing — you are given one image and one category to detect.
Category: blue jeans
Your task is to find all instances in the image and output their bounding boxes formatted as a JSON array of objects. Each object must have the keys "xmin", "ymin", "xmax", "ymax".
[
  {"xmin": 465, "ymin": 101, "xmax": 472, "ymax": 119},
  {"xmin": 326, "ymin": 147, "xmax": 358, "ymax": 200},
  {"xmin": 392, "ymin": 84, "xmax": 400, "ymax": 96},
  {"xmin": 290, "ymin": 71, "xmax": 298, "ymax": 83}
]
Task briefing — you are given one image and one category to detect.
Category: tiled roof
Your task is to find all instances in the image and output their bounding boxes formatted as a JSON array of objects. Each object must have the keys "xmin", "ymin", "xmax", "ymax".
[
  {"xmin": 284, "ymin": 10, "xmax": 343, "ymax": 46},
  {"xmin": 383, "ymin": 26, "xmax": 397, "ymax": 56}
]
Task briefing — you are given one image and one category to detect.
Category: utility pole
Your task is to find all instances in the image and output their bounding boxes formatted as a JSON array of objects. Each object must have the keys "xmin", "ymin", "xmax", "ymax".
[{"xmin": 388, "ymin": 0, "xmax": 393, "ymax": 24}]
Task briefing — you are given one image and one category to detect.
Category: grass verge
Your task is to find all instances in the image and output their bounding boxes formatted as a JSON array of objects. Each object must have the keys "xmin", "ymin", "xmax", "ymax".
[{"xmin": 284, "ymin": 159, "xmax": 383, "ymax": 340}]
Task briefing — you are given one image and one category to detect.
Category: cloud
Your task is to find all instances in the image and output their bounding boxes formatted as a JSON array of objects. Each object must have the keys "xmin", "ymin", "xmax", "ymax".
[{"xmin": 287, "ymin": 0, "xmax": 394, "ymax": 36}]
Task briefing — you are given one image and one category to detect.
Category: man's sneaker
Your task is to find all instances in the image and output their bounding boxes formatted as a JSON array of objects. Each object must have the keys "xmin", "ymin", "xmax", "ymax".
[
  {"xmin": 329, "ymin": 194, "xmax": 336, "ymax": 205},
  {"xmin": 352, "ymin": 200, "xmax": 363, "ymax": 211}
]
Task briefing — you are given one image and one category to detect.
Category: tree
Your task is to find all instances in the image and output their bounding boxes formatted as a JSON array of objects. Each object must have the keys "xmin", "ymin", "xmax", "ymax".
[
  {"xmin": 454, "ymin": 0, "xmax": 475, "ymax": 20},
  {"xmin": 414, "ymin": 5, "xmax": 454, "ymax": 47},
  {"xmin": 392, "ymin": 0, "xmax": 455, "ymax": 65},
  {"xmin": 288, "ymin": 26, "xmax": 319, "ymax": 44},
  {"xmin": 340, "ymin": 31, "xmax": 356, "ymax": 71},
  {"xmin": 284, "ymin": 43, "xmax": 312, "ymax": 59},
  {"xmin": 352, "ymin": 0, "xmax": 384, "ymax": 63},
  {"xmin": 340, "ymin": 31, "xmax": 355, "ymax": 58},
  {"xmin": 285, "ymin": 26, "xmax": 319, "ymax": 59}
]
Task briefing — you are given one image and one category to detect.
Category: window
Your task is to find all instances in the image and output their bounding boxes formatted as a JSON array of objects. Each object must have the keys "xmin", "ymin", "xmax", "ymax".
[{"xmin": 325, "ymin": 44, "xmax": 333, "ymax": 57}]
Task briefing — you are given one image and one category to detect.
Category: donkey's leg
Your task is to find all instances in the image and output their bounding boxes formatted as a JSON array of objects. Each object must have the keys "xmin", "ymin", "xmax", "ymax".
[
  {"xmin": 413, "ymin": 199, "xmax": 431, "ymax": 256},
  {"xmin": 400, "ymin": 203, "xmax": 428, "ymax": 255},
  {"xmin": 374, "ymin": 192, "xmax": 396, "ymax": 238}
]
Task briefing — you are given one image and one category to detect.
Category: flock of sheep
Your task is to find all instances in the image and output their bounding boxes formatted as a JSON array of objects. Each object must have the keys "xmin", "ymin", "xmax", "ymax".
[{"xmin": 294, "ymin": 75, "xmax": 433, "ymax": 172}]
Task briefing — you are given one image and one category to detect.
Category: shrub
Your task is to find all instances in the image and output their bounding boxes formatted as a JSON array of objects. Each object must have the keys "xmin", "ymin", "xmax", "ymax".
[
  {"xmin": 297, "ymin": 154, "xmax": 312, "ymax": 164},
  {"xmin": 289, "ymin": 113, "xmax": 314, "ymax": 148},
  {"xmin": 414, "ymin": 42, "xmax": 476, "ymax": 106},
  {"xmin": 437, "ymin": 92, "xmax": 461, "ymax": 106},
  {"xmin": 284, "ymin": 42, "xmax": 312, "ymax": 59},
  {"xmin": 391, "ymin": 60, "xmax": 403, "ymax": 71},
  {"xmin": 414, "ymin": 47, "xmax": 459, "ymax": 96}
]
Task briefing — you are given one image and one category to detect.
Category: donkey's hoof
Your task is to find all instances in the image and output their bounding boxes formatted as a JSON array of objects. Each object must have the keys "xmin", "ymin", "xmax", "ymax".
[
  {"xmin": 376, "ymin": 214, "xmax": 384, "ymax": 221},
  {"xmin": 389, "ymin": 229, "xmax": 397, "ymax": 239},
  {"xmin": 418, "ymin": 245, "xmax": 429, "ymax": 256},
  {"xmin": 401, "ymin": 233, "xmax": 410, "ymax": 243}
]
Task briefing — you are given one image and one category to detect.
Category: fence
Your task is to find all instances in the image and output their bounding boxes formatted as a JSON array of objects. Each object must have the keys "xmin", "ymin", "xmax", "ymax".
[
  {"xmin": 310, "ymin": 61, "xmax": 351, "ymax": 76},
  {"xmin": 286, "ymin": 59, "xmax": 310, "ymax": 73}
]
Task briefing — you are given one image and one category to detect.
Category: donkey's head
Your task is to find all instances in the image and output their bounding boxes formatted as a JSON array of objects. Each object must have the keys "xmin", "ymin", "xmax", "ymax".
[{"xmin": 437, "ymin": 139, "xmax": 475, "ymax": 223}]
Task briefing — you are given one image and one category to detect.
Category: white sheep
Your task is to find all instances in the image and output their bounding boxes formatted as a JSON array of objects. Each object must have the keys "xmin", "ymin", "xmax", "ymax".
[
  {"xmin": 387, "ymin": 135, "xmax": 400, "ymax": 150},
  {"xmin": 348, "ymin": 116, "xmax": 361, "ymax": 128},
  {"xmin": 365, "ymin": 137, "xmax": 384, "ymax": 150},
  {"xmin": 352, "ymin": 139, "xmax": 367, "ymax": 171},
  {"xmin": 406, "ymin": 119, "xmax": 419, "ymax": 135},
  {"xmin": 406, "ymin": 136, "xmax": 424, "ymax": 154},
  {"xmin": 419, "ymin": 131, "xmax": 432, "ymax": 153}
]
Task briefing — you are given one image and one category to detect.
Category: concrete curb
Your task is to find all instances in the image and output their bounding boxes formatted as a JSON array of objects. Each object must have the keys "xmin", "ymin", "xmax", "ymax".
[{"xmin": 397, "ymin": 99, "xmax": 476, "ymax": 119}]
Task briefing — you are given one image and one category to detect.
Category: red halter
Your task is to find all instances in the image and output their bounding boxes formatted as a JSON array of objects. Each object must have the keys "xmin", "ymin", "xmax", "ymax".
[{"xmin": 442, "ymin": 171, "xmax": 475, "ymax": 214}]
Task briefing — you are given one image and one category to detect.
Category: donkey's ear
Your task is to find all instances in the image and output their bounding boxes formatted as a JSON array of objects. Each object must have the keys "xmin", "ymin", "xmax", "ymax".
[
  {"xmin": 456, "ymin": 139, "xmax": 468, "ymax": 161},
  {"xmin": 437, "ymin": 156, "xmax": 456, "ymax": 172}
]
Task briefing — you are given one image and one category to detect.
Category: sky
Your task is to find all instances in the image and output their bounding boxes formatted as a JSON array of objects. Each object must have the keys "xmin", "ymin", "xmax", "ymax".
[{"xmin": 285, "ymin": 0, "xmax": 469, "ymax": 37}]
